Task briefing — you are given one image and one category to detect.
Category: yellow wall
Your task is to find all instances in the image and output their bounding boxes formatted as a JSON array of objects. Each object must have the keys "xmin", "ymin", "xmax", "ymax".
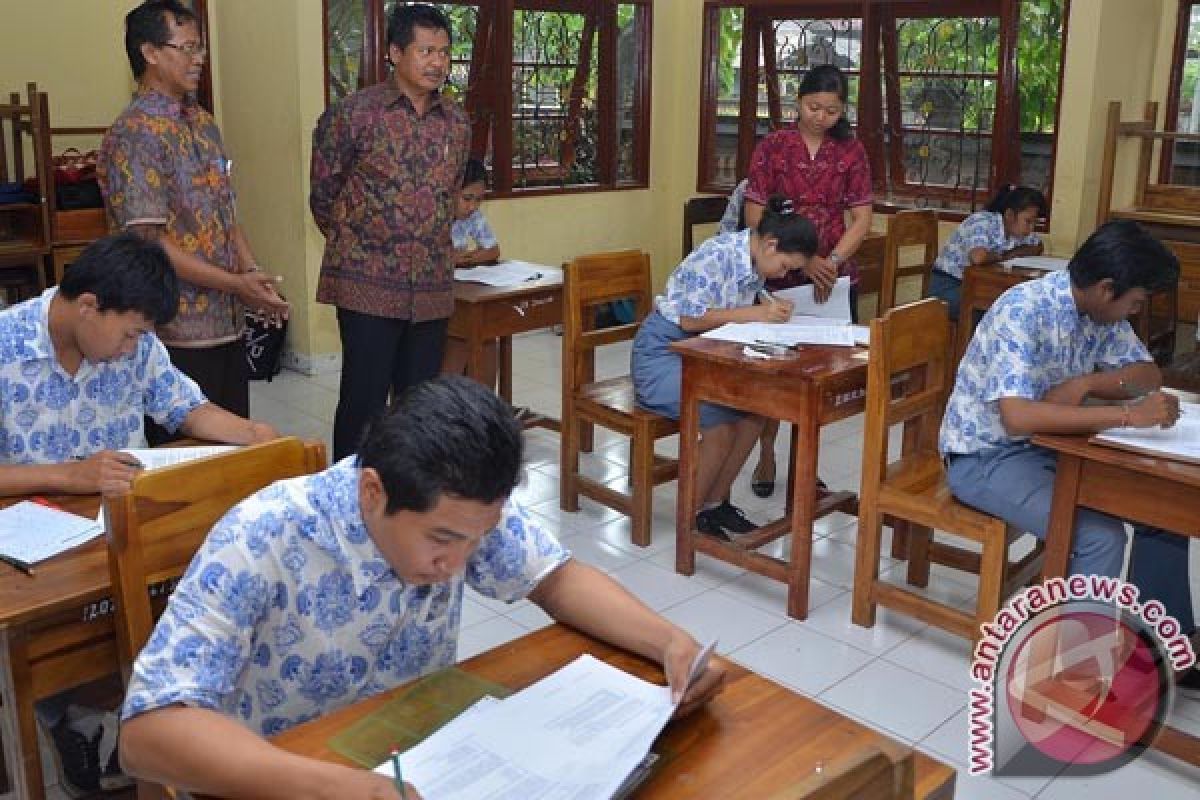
[{"xmin": 0, "ymin": 0, "xmax": 1187, "ymax": 363}]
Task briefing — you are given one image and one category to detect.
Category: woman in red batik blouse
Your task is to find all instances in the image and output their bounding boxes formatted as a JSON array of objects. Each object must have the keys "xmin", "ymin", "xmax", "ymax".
[{"xmin": 742, "ymin": 64, "xmax": 873, "ymax": 498}]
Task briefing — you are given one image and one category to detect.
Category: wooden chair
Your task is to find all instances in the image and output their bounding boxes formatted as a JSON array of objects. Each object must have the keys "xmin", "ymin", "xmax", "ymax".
[
  {"xmin": 852, "ymin": 300, "xmax": 1043, "ymax": 641},
  {"xmin": 560, "ymin": 251, "xmax": 678, "ymax": 547},
  {"xmin": 0, "ymin": 82, "xmax": 52, "ymax": 303},
  {"xmin": 879, "ymin": 209, "xmax": 938, "ymax": 315},
  {"xmin": 771, "ymin": 746, "xmax": 915, "ymax": 799},
  {"xmin": 104, "ymin": 438, "xmax": 326, "ymax": 798},
  {"xmin": 682, "ymin": 195, "xmax": 729, "ymax": 258}
]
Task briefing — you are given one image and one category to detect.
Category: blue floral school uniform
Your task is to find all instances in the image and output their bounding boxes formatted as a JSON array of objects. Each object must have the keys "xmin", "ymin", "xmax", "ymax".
[
  {"xmin": 929, "ymin": 210, "xmax": 1041, "ymax": 320},
  {"xmin": 0, "ymin": 288, "xmax": 205, "ymax": 462},
  {"xmin": 631, "ymin": 229, "xmax": 761, "ymax": 429},
  {"xmin": 451, "ymin": 209, "xmax": 498, "ymax": 251},
  {"xmin": 121, "ymin": 458, "xmax": 570, "ymax": 737}
]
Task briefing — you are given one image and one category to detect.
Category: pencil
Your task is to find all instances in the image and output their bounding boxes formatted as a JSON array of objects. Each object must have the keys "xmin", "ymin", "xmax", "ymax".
[
  {"xmin": 757, "ymin": 288, "xmax": 776, "ymax": 306},
  {"xmin": 390, "ymin": 747, "xmax": 408, "ymax": 800}
]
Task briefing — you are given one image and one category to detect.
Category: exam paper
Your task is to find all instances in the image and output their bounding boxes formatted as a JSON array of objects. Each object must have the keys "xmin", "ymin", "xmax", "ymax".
[
  {"xmin": 1006, "ymin": 256, "xmax": 1069, "ymax": 271},
  {"xmin": 376, "ymin": 655, "xmax": 677, "ymax": 799},
  {"xmin": 772, "ymin": 275, "xmax": 853, "ymax": 321},
  {"xmin": 0, "ymin": 501, "xmax": 103, "ymax": 565},
  {"xmin": 454, "ymin": 261, "xmax": 556, "ymax": 286},
  {"xmin": 95, "ymin": 446, "xmax": 243, "ymax": 526},
  {"xmin": 1093, "ymin": 401, "xmax": 1200, "ymax": 464},
  {"xmin": 702, "ymin": 322, "xmax": 858, "ymax": 347}
]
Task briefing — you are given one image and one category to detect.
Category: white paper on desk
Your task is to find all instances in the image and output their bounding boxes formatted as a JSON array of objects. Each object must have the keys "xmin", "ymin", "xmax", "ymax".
[
  {"xmin": 376, "ymin": 654, "xmax": 676, "ymax": 800},
  {"xmin": 1093, "ymin": 401, "xmax": 1200, "ymax": 462},
  {"xmin": 0, "ymin": 501, "xmax": 103, "ymax": 564},
  {"xmin": 772, "ymin": 275, "xmax": 853, "ymax": 321},
  {"xmin": 1005, "ymin": 256, "xmax": 1068, "ymax": 271},
  {"xmin": 94, "ymin": 446, "xmax": 243, "ymax": 526},
  {"xmin": 703, "ymin": 321, "xmax": 857, "ymax": 347},
  {"xmin": 454, "ymin": 260, "xmax": 557, "ymax": 286}
]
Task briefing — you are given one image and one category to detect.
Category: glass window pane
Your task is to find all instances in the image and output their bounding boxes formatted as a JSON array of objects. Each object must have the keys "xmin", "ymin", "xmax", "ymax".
[
  {"xmin": 1172, "ymin": 3, "xmax": 1200, "ymax": 184},
  {"xmin": 615, "ymin": 3, "xmax": 647, "ymax": 184},
  {"xmin": 711, "ymin": 6, "xmax": 743, "ymax": 188},
  {"xmin": 327, "ymin": 0, "xmax": 367, "ymax": 102}
]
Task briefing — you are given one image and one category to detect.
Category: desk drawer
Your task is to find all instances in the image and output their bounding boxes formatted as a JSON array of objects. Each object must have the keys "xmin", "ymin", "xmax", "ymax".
[{"xmin": 474, "ymin": 291, "xmax": 562, "ymax": 339}]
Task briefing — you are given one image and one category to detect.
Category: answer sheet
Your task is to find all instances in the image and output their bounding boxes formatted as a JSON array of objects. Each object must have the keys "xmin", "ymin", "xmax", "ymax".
[
  {"xmin": 1093, "ymin": 401, "xmax": 1200, "ymax": 464},
  {"xmin": 376, "ymin": 655, "xmax": 676, "ymax": 799},
  {"xmin": 0, "ymin": 501, "xmax": 103, "ymax": 564},
  {"xmin": 772, "ymin": 275, "xmax": 853, "ymax": 321},
  {"xmin": 1005, "ymin": 256, "xmax": 1069, "ymax": 271},
  {"xmin": 454, "ymin": 261, "xmax": 557, "ymax": 286},
  {"xmin": 119, "ymin": 445, "xmax": 241, "ymax": 471},
  {"xmin": 702, "ymin": 321, "xmax": 858, "ymax": 347}
]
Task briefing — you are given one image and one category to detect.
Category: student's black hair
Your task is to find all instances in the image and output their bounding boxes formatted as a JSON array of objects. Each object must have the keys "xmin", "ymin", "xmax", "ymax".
[
  {"xmin": 356, "ymin": 376, "xmax": 523, "ymax": 514},
  {"xmin": 756, "ymin": 196, "xmax": 819, "ymax": 255},
  {"xmin": 125, "ymin": 0, "xmax": 199, "ymax": 79},
  {"xmin": 387, "ymin": 2, "xmax": 453, "ymax": 50},
  {"xmin": 462, "ymin": 158, "xmax": 489, "ymax": 189},
  {"xmin": 985, "ymin": 184, "xmax": 1048, "ymax": 219},
  {"xmin": 58, "ymin": 233, "xmax": 180, "ymax": 325},
  {"xmin": 797, "ymin": 64, "xmax": 853, "ymax": 141},
  {"xmin": 1068, "ymin": 219, "xmax": 1180, "ymax": 298}
]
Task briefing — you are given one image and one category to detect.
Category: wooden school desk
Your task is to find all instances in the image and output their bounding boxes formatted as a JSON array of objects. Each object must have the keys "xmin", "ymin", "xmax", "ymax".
[
  {"xmin": 1034, "ymin": 414, "xmax": 1200, "ymax": 768},
  {"xmin": 670, "ymin": 337, "xmax": 868, "ymax": 620},
  {"xmin": 448, "ymin": 271, "xmax": 563, "ymax": 431},
  {"xmin": 267, "ymin": 624, "xmax": 957, "ymax": 800},
  {"xmin": 0, "ymin": 493, "xmax": 109, "ymax": 800}
]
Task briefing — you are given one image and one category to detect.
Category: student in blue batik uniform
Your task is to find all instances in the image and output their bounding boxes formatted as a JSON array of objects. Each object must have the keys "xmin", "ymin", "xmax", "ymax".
[
  {"xmin": 442, "ymin": 158, "xmax": 503, "ymax": 388},
  {"xmin": 0, "ymin": 233, "xmax": 278, "ymax": 498},
  {"xmin": 631, "ymin": 196, "xmax": 818, "ymax": 541},
  {"xmin": 928, "ymin": 184, "xmax": 1047, "ymax": 321},
  {"xmin": 118, "ymin": 376, "xmax": 726, "ymax": 799},
  {"xmin": 940, "ymin": 219, "xmax": 1181, "ymax": 579}
]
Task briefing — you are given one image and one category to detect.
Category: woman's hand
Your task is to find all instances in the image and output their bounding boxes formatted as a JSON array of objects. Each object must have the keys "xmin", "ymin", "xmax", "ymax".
[{"xmin": 805, "ymin": 256, "xmax": 838, "ymax": 302}]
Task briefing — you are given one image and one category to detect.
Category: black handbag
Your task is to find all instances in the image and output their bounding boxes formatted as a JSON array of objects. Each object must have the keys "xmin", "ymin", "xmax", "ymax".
[{"xmin": 243, "ymin": 309, "xmax": 288, "ymax": 381}]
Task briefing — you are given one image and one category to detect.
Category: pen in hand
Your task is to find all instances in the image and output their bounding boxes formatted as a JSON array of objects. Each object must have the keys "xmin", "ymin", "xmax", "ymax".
[
  {"xmin": 757, "ymin": 288, "xmax": 776, "ymax": 306},
  {"xmin": 390, "ymin": 747, "xmax": 409, "ymax": 800}
]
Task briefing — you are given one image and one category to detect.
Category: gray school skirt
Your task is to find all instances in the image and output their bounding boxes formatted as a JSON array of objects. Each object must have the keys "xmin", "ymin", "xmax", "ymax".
[{"xmin": 630, "ymin": 310, "xmax": 746, "ymax": 430}]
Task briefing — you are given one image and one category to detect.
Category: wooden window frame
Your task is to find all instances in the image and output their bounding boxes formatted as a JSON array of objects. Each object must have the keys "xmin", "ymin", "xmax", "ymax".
[
  {"xmin": 697, "ymin": 0, "xmax": 1067, "ymax": 222},
  {"xmin": 1160, "ymin": 0, "xmax": 1199, "ymax": 183},
  {"xmin": 321, "ymin": 0, "xmax": 652, "ymax": 198}
]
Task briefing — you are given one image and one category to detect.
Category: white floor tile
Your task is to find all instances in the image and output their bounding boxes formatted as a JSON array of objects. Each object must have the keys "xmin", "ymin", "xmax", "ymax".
[
  {"xmin": 460, "ymin": 594, "xmax": 499, "ymax": 628},
  {"xmin": 506, "ymin": 602, "xmax": 555, "ymax": 631},
  {"xmin": 729, "ymin": 624, "xmax": 875, "ymax": 695},
  {"xmin": 919, "ymin": 709, "xmax": 1057, "ymax": 797},
  {"xmin": 456, "ymin": 616, "xmax": 528, "ymax": 661},
  {"xmin": 1038, "ymin": 750, "xmax": 1200, "ymax": 799},
  {"xmin": 717, "ymin": 571, "xmax": 845, "ymax": 617},
  {"xmin": 609, "ymin": 560, "xmax": 710, "ymax": 611},
  {"xmin": 555, "ymin": 532, "xmax": 640, "ymax": 573},
  {"xmin": 819, "ymin": 659, "xmax": 964, "ymax": 742},
  {"xmin": 659, "ymin": 590, "xmax": 788, "ymax": 654},
  {"xmin": 646, "ymin": 543, "xmax": 746, "ymax": 587},
  {"xmin": 883, "ymin": 625, "xmax": 977, "ymax": 693}
]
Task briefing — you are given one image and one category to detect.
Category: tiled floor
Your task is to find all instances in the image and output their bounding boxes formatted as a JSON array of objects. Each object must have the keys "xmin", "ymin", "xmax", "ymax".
[{"xmin": 41, "ymin": 330, "xmax": 1194, "ymax": 799}]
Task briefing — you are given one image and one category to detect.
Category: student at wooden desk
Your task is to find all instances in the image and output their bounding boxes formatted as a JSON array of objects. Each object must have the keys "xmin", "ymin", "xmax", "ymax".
[
  {"xmin": 631, "ymin": 196, "xmax": 817, "ymax": 541},
  {"xmin": 939, "ymin": 220, "xmax": 1180, "ymax": 578},
  {"xmin": 0, "ymin": 233, "xmax": 279, "ymax": 498},
  {"xmin": 117, "ymin": 377, "xmax": 725, "ymax": 800}
]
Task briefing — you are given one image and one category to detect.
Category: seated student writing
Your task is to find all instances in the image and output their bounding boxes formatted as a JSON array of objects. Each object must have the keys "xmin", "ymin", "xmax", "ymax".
[
  {"xmin": 442, "ymin": 158, "xmax": 502, "ymax": 388},
  {"xmin": 0, "ymin": 233, "xmax": 279, "ymax": 498},
  {"xmin": 928, "ymin": 184, "xmax": 1047, "ymax": 321},
  {"xmin": 117, "ymin": 376, "xmax": 725, "ymax": 800},
  {"xmin": 631, "ymin": 196, "xmax": 817, "ymax": 540},
  {"xmin": 940, "ymin": 219, "xmax": 1180, "ymax": 578}
]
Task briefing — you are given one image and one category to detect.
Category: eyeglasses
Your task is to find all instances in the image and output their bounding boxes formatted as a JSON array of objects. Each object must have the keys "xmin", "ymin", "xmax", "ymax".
[{"xmin": 162, "ymin": 41, "xmax": 207, "ymax": 58}]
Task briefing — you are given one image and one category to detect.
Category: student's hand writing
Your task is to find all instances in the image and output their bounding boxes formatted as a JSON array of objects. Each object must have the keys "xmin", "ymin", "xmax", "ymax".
[
  {"xmin": 68, "ymin": 451, "xmax": 143, "ymax": 495},
  {"xmin": 232, "ymin": 272, "xmax": 291, "ymax": 319},
  {"xmin": 662, "ymin": 633, "xmax": 726, "ymax": 719},
  {"xmin": 756, "ymin": 297, "xmax": 794, "ymax": 323},
  {"xmin": 804, "ymin": 256, "xmax": 838, "ymax": 301},
  {"xmin": 1127, "ymin": 391, "xmax": 1181, "ymax": 429},
  {"xmin": 335, "ymin": 769, "xmax": 423, "ymax": 800}
]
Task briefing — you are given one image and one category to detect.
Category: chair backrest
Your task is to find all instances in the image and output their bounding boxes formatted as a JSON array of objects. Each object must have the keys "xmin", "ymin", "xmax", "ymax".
[
  {"xmin": 682, "ymin": 195, "xmax": 730, "ymax": 258},
  {"xmin": 0, "ymin": 82, "xmax": 53, "ymax": 248},
  {"xmin": 879, "ymin": 209, "xmax": 939, "ymax": 314},
  {"xmin": 862, "ymin": 299, "xmax": 952, "ymax": 489},
  {"xmin": 562, "ymin": 250, "xmax": 653, "ymax": 394},
  {"xmin": 104, "ymin": 438, "xmax": 328, "ymax": 677},
  {"xmin": 772, "ymin": 746, "xmax": 915, "ymax": 799}
]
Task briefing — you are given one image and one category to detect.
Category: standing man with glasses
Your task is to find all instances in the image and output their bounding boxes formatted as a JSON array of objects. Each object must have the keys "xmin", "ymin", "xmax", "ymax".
[
  {"xmin": 99, "ymin": 0, "xmax": 289, "ymax": 443},
  {"xmin": 310, "ymin": 3, "xmax": 470, "ymax": 460}
]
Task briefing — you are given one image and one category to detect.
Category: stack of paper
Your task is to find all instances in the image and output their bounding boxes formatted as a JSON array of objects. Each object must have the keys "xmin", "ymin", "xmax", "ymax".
[
  {"xmin": 0, "ymin": 500, "xmax": 103, "ymax": 566},
  {"xmin": 772, "ymin": 275, "xmax": 854, "ymax": 321},
  {"xmin": 1006, "ymin": 256, "xmax": 1069, "ymax": 271},
  {"xmin": 1092, "ymin": 401, "xmax": 1200, "ymax": 465},
  {"xmin": 702, "ymin": 321, "xmax": 865, "ymax": 347},
  {"xmin": 454, "ymin": 260, "xmax": 557, "ymax": 286},
  {"xmin": 377, "ymin": 643, "xmax": 715, "ymax": 799}
]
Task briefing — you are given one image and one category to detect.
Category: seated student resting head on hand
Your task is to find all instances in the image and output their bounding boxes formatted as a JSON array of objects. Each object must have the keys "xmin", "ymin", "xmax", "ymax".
[
  {"xmin": 940, "ymin": 219, "xmax": 1180, "ymax": 580},
  {"xmin": 117, "ymin": 376, "xmax": 725, "ymax": 800},
  {"xmin": 0, "ymin": 233, "xmax": 279, "ymax": 498}
]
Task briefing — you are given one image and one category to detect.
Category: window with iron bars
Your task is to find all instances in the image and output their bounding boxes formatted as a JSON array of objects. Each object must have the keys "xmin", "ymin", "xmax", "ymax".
[
  {"xmin": 699, "ymin": 0, "xmax": 1067, "ymax": 219},
  {"xmin": 323, "ymin": 0, "xmax": 651, "ymax": 196}
]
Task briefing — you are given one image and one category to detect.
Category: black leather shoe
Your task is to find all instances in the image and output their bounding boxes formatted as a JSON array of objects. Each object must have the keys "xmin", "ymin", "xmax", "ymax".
[
  {"xmin": 709, "ymin": 501, "xmax": 757, "ymax": 534},
  {"xmin": 695, "ymin": 510, "xmax": 732, "ymax": 541}
]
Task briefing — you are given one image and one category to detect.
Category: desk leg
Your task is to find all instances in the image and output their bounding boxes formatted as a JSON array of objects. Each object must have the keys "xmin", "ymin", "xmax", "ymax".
[
  {"xmin": 785, "ymin": 394, "xmax": 820, "ymax": 620},
  {"xmin": 499, "ymin": 336, "xmax": 513, "ymax": 402},
  {"xmin": 3, "ymin": 629, "xmax": 44, "ymax": 800},
  {"xmin": 1041, "ymin": 453, "xmax": 1082, "ymax": 581},
  {"xmin": 465, "ymin": 334, "xmax": 487, "ymax": 389},
  {"xmin": 0, "ymin": 630, "xmax": 24, "ymax": 800},
  {"xmin": 675, "ymin": 367, "xmax": 700, "ymax": 577}
]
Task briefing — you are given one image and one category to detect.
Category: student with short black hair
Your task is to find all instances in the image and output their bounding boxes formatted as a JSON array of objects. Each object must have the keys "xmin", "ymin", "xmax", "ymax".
[
  {"xmin": 928, "ymin": 184, "xmax": 1048, "ymax": 320},
  {"xmin": 0, "ymin": 233, "xmax": 279, "ymax": 499},
  {"xmin": 632, "ymin": 197, "xmax": 819, "ymax": 540},
  {"xmin": 940, "ymin": 220, "xmax": 1181, "ymax": 578},
  {"xmin": 118, "ymin": 377, "xmax": 725, "ymax": 799}
]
